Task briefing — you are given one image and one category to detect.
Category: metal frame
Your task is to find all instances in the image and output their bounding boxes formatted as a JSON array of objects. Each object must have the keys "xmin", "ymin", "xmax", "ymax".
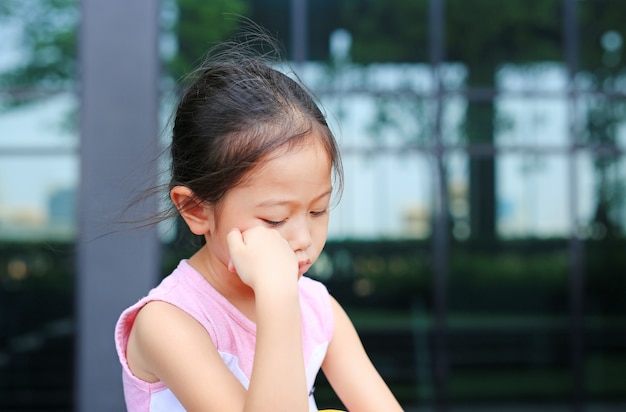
[{"xmin": 76, "ymin": 1, "xmax": 160, "ymax": 410}]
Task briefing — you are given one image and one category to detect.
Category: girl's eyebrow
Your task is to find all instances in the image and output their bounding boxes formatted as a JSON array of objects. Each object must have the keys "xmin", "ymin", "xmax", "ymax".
[{"xmin": 255, "ymin": 188, "xmax": 332, "ymax": 208}]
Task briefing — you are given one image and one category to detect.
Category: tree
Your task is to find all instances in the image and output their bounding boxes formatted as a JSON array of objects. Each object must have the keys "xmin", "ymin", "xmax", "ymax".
[
  {"xmin": 165, "ymin": 0, "xmax": 249, "ymax": 81},
  {"xmin": 578, "ymin": 1, "xmax": 626, "ymax": 237},
  {"xmin": 2, "ymin": 0, "xmax": 625, "ymax": 237},
  {"xmin": 0, "ymin": 0, "xmax": 249, "ymax": 106},
  {"xmin": 337, "ymin": 0, "xmax": 626, "ymax": 239},
  {"xmin": 0, "ymin": 0, "xmax": 78, "ymax": 105},
  {"xmin": 446, "ymin": 0, "xmax": 561, "ymax": 241}
]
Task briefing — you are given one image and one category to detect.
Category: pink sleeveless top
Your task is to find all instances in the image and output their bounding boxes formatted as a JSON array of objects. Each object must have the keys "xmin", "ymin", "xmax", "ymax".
[{"xmin": 115, "ymin": 260, "xmax": 334, "ymax": 412}]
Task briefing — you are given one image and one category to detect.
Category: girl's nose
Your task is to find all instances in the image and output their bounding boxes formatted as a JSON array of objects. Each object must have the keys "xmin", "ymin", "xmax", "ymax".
[{"xmin": 287, "ymin": 217, "xmax": 313, "ymax": 252}]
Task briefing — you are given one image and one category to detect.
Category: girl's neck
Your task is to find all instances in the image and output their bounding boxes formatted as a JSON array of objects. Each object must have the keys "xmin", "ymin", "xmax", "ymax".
[{"xmin": 188, "ymin": 246, "xmax": 257, "ymax": 322}]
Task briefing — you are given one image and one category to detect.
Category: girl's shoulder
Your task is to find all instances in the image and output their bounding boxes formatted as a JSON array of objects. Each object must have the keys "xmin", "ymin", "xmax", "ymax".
[
  {"xmin": 115, "ymin": 260, "xmax": 220, "ymax": 357},
  {"xmin": 298, "ymin": 275, "xmax": 332, "ymax": 310},
  {"xmin": 298, "ymin": 276, "xmax": 334, "ymax": 342},
  {"xmin": 299, "ymin": 274, "xmax": 329, "ymax": 293}
]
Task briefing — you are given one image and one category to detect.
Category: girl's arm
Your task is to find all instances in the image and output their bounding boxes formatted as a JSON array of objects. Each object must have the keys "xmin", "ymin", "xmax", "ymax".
[
  {"xmin": 127, "ymin": 300, "xmax": 248, "ymax": 410},
  {"xmin": 321, "ymin": 297, "xmax": 403, "ymax": 412},
  {"xmin": 244, "ymin": 274, "xmax": 308, "ymax": 411},
  {"xmin": 227, "ymin": 226, "xmax": 309, "ymax": 411},
  {"xmin": 126, "ymin": 226, "xmax": 309, "ymax": 412}
]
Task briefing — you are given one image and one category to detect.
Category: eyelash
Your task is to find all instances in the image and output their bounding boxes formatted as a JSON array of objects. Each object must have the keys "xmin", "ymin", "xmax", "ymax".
[
  {"xmin": 311, "ymin": 209, "xmax": 328, "ymax": 217},
  {"xmin": 262, "ymin": 210, "xmax": 328, "ymax": 227},
  {"xmin": 263, "ymin": 219, "xmax": 284, "ymax": 227}
]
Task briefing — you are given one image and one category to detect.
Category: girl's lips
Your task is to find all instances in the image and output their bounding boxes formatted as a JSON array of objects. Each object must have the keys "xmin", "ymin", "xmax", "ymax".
[{"xmin": 298, "ymin": 261, "xmax": 312, "ymax": 276}]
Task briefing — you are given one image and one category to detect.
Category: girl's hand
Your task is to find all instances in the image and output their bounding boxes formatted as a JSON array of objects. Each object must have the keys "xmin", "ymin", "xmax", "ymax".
[{"xmin": 226, "ymin": 226, "xmax": 298, "ymax": 291}]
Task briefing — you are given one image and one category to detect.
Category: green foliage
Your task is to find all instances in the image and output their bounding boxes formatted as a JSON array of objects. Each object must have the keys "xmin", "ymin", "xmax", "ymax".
[
  {"xmin": 451, "ymin": 249, "xmax": 568, "ymax": 285},
  {"xmin": 336, "ymin": 0, "xmax": 564, "ymax": 67},
  {"xmin": 166, "ymin": 0, "xmax": 250, "ymax": 81},
  {"xmin": 578, "ymin": 0, "xmax": 626, "ymax": 75},
  {"xmin": 0, "ymin": 0, "xmax": 78, "ymax": 105},
  {"xmin": 446, "ymin": 0, "xmax": 562, "ymax": 68},
  {"xmin": 0, "ymin": 0, "xmax": 251, "ymax": 105},
  {"xmin": 448, "ymin": 248, "xmax": 569, "ymax": 314},
  {"xmin": 337, "ymin": 0, "xmax": 429, "ymax": 63},
  {"xmin": 0, "ymin": 241, "xmax": 74, "ymax": 291}
]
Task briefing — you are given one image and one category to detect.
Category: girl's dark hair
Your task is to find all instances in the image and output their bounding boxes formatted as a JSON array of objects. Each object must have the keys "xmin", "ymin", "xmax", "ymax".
[{"xmin": 169, "ymin": 30, "xmax": 343, "ymax": 216}]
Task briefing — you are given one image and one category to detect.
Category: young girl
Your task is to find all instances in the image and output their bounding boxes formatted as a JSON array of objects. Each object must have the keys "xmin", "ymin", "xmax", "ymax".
[{"xmin": 114, "ymin": 32, "xmax": 403, "ymax": 412}]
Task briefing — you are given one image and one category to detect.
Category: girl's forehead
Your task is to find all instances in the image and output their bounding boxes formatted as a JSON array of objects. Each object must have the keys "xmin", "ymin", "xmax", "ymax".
[
  {"xmin": 238, "ymin": 140, "xmax": 332, "ymax": 188},
  {"xmin": 251, "ymin": 132, "xmax": 331, "ymax": 168}
]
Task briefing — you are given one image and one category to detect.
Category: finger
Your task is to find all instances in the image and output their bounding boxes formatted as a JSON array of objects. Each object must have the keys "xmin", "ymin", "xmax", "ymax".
[{"xmin": 225, "ymin": 228, "xmax": 244, "ymax": 252}]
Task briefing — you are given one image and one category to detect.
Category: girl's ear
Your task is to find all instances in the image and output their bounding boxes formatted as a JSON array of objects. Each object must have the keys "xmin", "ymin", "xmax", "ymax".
[{"xmin": 170, "ymin": 186, "xmax": 213, "ymax": 236}]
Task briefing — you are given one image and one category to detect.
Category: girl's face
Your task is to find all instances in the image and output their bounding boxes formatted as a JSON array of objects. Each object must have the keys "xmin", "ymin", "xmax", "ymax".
[{"xmin": 207, "ymin": 135, "xmax": 333, "ymax": 278}]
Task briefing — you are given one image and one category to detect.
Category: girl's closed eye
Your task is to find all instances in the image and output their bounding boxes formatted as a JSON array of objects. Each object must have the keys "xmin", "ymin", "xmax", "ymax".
[
  {"xmin": 262, "ymin": 218, "xmax": 286, "ymax": 227},
  {"xmin": 310, "ymin": 209, "xmax": 328, "ymax": 217}
]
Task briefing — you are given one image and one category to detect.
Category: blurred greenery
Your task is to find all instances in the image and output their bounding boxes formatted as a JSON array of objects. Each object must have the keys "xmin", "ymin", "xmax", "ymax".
[
  {"xmin": 0, "ymin": 241, "xmax": 73, "ymax": 291},
  {"xmin": 334, "ymin": 0, "xmax": 626, "ymax": 240},
  {"xmin": 0, "ymin": 0, "xmax": 250, "ymax": 106},
  {"xmin": 165, "ymin": 0, "xmax": 249, "ymax": 80},
  {"xmin": 0, "ymin": 0, "xmax": 77, "ymax": 104},
  {"xmin": 336, "ymin": 0, "xmax": 429, "ymax": 63},
  {"xmin": 1, "ymin": 236, "xmax": 625, "ymax": 406},
  {"xmin": 159, "ymin": 237, "xmax": 626, "ymax": 316},
  {"xmin": 0, "ymin": 241, "xmax": 73, "ymax": 341}
]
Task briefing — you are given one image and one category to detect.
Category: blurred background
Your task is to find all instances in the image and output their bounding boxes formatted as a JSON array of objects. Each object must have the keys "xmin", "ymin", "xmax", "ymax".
[{"xmin": 1, "ymin": 0, "xmax": 625, "ymax": 411}]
